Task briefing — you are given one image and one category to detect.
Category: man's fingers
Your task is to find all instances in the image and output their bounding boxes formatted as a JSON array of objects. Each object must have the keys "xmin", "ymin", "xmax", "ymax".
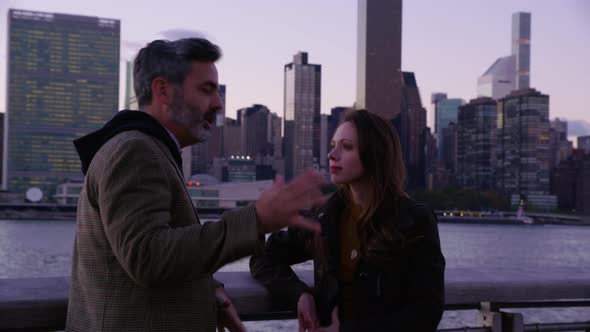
[
  {"xmin": 283, "ymin": 181, "xmax": 327, "ymax": 212},
  {"xmin": 309, "ymin": 193, "xmax": 329, "ymax": 209},
  {"xmin": 299, "ymin": 313, "xmax": 315, "ymax": 331},
  {"xmin": 304, "ymin": 313, "xmax": 314, "ymax": 328},
  {"xmin": 232, "ymin": 320, "xmax": 247, "ymax": 332},
  {"xmin": 307, "ymin": 316, "xmax": 318, "ymax": 329},
  {"xmin": 283, "ymin": 170, "xmax": 325, "ymax": 200},
  {"xmin": 290, "ymin": 215, "xmax": 321, "ymax": 235},
  {"xmin": 274, "ymin": 174, "xmax": 285, "ymax": 186}
]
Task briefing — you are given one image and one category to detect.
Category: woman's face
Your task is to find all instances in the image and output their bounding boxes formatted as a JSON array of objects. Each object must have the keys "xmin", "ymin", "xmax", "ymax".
[{"xmin": 328, "ymin": 121, "xmax": 365, "ymax": 185}]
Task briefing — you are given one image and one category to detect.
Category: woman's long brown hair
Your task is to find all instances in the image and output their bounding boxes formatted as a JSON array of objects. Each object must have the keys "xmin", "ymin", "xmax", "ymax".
[{"xmin": 340, "ymin": 109, "xmax": 407, "ymax": 263}]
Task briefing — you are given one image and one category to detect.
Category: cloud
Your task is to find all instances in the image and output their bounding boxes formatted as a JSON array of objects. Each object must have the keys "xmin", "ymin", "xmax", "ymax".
[
  {"xmin": 567, "ymin": 120, "xmax": 590, "ymax": 137},
  {"xmin": 122, "ymin": 40, "xmax": 147, "ymax": 51},
  {"xmin": 159, "ymin": 29, "xmax": 208, "ymax": 40}
]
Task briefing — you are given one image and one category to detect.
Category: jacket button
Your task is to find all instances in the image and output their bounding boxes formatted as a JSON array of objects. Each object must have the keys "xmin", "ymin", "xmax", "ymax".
[
  {"xmin": 359, "ymin": 272, "xmax": 368, "ymax": 279},
  {"xmin": 318, "ymin": 212, "xmax": 324, "ymax": 219}
]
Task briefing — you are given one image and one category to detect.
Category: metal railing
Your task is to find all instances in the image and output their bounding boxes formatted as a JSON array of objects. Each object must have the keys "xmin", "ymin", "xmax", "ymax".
[{"xmin": 1, "ymin": 268, "xmax": 589, "ymax": 331}]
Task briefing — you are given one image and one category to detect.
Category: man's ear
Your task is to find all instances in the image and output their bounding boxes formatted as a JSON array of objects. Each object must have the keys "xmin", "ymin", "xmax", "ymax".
[{"xmin": 151, "ymin": 78, "xmax": 172, "ymax": 106}]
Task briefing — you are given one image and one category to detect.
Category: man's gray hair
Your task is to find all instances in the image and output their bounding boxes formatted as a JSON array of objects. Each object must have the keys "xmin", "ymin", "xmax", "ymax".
[{"xmin": 133, "ymin": 38, "xmax": 221, "ymax": 108}]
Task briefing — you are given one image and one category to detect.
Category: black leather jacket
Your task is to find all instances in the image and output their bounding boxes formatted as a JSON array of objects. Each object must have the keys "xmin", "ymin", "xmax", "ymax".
[{"xmin": 250, "ymin": 191, "xmax": 446, "ymax": 331}]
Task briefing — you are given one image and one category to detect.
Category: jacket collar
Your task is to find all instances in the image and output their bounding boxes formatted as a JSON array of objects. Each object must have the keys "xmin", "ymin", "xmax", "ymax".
[{"xmin": 73, "ymin": 110, "xmax": 183, "ymax": 175}]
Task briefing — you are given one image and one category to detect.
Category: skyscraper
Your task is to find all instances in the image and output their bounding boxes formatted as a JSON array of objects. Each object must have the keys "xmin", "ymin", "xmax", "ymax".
[
  {"xmin": 238, "ymin": 104, "xmax": 273, "ymax": 158},
  {"xmin": 551, "ymin": 118, "xmax": 568, "ymax": 141},
  {"xmin": 400, "ymin": 72, "xmax": 427, "ymax": 189},
  {"xmin": 433, "ymin": 97, "xmax": 465, "ymax": 160},
  {"xmin": 356, "ymin": 0, "xmax": 403, "ymax": 121},
  {"xmin": 223, "ymin": 117, "xmax": 241, "ymax": 158},
  {"xmin": 578, "ymin": 136, "xmax": 590, "ymax": 155},
  {"xmin": 512, "ymin": 12, "xmax": 531, "ymax": 89},
  {"xmin": 496, "ymin": 88, "xmax": 551, "ymax": 197},
  {"xmin": 208, "ymin": 84, "xmax": 226, "ymax": 161},
  {"xmin": 477, "ymin": 56, "xmax": 516, "ymax": 100},
  {"xmin": 548, "ymin": 118, "xmax": 573, "ymax": 167},
  {"xmin": 124, "ymin": 60, "xmax": 138, "ymax": 110},
  {"xmin": 477, "ymin": 12, "xmax": 531, "ymax": 100},
  {"xmin": 191, "ymin": 84, "xmax": 226, "ymax": 175},
  {"xmin": 441, "ymin": 122, "xmax": 458, "ymax": 173},
  {"xmin": 327, "ymin": 107, "xmax": 348, "ymax": 148},
  {"xmin": 551, "ymin": 153, "xmax": 590, "ymax": 213},
  {"xmin": 457, "ymin": 97, "xmax": 497, "ymax": 191},
  {"xmin": 424, "ymin": 127, "xmax": 438, "ymax": 190},
  {"xmin": 4, "ymin": 9, "xmax": 120, "ymax": 197},
  {"xmin": 283, "ymin": 52, "xmax": 321, "ymax": 179},
  {"xmin": 269, "ymin": 112, "xmax": 283, "ymax": 159},
  {"xmin": 319, "ymin": 114, "xmax": 329, "ymax": 171},
  {"xmin": 430, "ymin": 92, "xmax": 447, "ymax": 133}
]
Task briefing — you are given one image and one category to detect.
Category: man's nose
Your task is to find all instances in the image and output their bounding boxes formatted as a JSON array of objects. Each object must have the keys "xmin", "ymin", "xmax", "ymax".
[{"xmin": 212, "ymin": 92, "xmax": 223, "ymax": 110}]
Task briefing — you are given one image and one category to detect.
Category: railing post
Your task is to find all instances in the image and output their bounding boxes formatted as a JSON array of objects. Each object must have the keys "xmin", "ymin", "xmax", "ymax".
[
  {"xmin": 479, "ymin": 302, "xmax": 524, "ymax": 332},
  {"xmin": 479, "ymin": 302, "xmax": 503, "ymax": 332},
  {"xmin": 500, "ymin": 312, "xmax": 523, "ymax": 332}
]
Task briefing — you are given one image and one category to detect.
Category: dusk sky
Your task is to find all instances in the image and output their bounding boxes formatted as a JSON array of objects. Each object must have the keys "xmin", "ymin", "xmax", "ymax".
[{"xmin": 1, "ymin": 0, "xmax": 589, "ymax": 132}]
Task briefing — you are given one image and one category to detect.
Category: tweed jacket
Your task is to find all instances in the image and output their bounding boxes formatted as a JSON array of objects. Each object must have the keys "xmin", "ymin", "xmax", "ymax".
[{"xmin": 66, "ymin": 126, "xmax": 259, "ymax": 331}]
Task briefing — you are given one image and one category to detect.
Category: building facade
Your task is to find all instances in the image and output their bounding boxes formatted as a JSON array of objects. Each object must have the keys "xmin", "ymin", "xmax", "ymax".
[
  {"xmin": 477, "ymin": 12, "xmax": 531, "ymax": 100},
  {"xmin": 356, "ymin": 0, "xmax": 402, "ymax": 121},
  {"xmin": 577, "ymin": 135, "xmax": 590, "ymax": 155},
  {"xmin": 496, "ymin": 89, "xmax": 551, "ymax": 198},
  {"xmin": 4, "ymin": 9, "xmax": 120, "ymax": 198},
  {"xmin": 283, "ymin": 52, "xmax": 321, "ymax": 179},
  {"xmin": 434, "ymin": 98, "xmax": 465, "ymax": 160},
  {"xmin": 457, "ymin": 97, "xmax": 497, "ymax": 191}
]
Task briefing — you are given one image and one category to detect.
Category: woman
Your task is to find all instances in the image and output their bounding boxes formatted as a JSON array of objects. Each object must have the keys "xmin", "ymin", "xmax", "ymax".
[{"xmin": 250, "ymin": 109, "xmax": 445, "ymax": 331}]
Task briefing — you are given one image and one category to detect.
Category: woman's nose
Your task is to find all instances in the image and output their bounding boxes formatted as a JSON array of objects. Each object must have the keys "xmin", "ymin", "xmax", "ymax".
[{"xmin": 327, "ymin": 148, "xmax": 337, "ymax": 160}]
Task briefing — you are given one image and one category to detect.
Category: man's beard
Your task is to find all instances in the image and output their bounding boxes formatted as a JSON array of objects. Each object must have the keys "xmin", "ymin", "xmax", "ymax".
[{"xmin": 169, "ymin": 93, "xmax": 212, "ymax": 144}]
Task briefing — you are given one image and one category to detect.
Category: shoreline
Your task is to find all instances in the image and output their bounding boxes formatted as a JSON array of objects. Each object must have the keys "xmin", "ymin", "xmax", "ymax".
[{"xmin": 1, "ymin": 210, "xmax": 589, "ymax": 226}]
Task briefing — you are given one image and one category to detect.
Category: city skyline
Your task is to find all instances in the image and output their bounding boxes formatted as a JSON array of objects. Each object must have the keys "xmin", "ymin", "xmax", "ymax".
[{"xmin": 0, "ymin": 0, "xmax": 589, "ymax": 136}]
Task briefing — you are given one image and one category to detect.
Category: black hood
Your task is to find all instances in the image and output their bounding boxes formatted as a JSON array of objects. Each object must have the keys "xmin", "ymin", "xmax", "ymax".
[{"xmin": 74, "ymin": 110, "xmax": 183, "ymax": 175}]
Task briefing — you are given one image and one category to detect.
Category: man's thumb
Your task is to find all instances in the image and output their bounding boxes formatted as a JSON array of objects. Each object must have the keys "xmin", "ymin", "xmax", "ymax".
[{"xmin": 331, "ymin": 306, "xmax": 339, "ymax": 323}]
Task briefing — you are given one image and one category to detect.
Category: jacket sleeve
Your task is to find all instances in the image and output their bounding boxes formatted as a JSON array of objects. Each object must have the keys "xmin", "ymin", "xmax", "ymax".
[
  {"xmin": 249, "ymin": 227, "xmax": 315, "ymax": 309},
  {"xmin": 341, "ymin": 208, "xmax": 446, "ymax": 332},
  {"xmin": 91, "ymin": 137, "xmax": 259, "ymax": 287}
]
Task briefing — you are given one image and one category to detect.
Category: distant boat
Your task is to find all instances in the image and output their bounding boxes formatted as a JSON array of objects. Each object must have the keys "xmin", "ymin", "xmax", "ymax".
[{"xmin": 516, "ymin": 199, "xmax": 534, "ymax": 224}]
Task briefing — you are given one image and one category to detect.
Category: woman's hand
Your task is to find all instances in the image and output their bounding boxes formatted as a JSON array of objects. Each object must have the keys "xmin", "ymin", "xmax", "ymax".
[
  {"xmin": 297, "ymin": 293, "xmax": 319, "ymax": 332},
  {"xmin": 313, "ymin": 307, "xmax": 339, "ymax": 332}
]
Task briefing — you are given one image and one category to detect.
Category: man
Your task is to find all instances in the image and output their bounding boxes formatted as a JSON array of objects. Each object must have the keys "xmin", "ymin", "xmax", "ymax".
[{"xmin": 66, "ymin": 38, "xmax": 325, "ymax": 331}]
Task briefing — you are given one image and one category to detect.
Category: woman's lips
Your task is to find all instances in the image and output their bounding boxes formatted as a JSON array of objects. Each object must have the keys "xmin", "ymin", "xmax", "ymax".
[{"xmin": 329, "ymin": 166, "xmax": 341, "ymax": 173}]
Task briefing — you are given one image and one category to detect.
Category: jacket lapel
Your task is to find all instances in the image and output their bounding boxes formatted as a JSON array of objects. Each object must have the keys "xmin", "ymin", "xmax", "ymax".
[{"xmin": 150, "ymin": 137, "xmax": 201, "ymax": 224}]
